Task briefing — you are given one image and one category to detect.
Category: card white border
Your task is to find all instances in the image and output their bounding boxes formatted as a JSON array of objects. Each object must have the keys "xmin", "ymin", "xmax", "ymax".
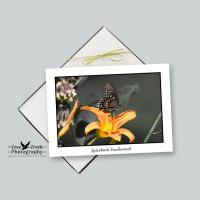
[{"xmin": 46, "ymin": 64, "xmax": 173, "ymax": 157}]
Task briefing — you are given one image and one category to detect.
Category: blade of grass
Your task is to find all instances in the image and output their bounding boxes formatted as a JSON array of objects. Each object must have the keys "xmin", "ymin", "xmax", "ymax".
[
  {"xmin": 87, "ymin": 137, "xmax": 98, "ymax": 145},
  {"xmin": 143, "ymin": 112, "xmax": 162, "ymax": 143}
]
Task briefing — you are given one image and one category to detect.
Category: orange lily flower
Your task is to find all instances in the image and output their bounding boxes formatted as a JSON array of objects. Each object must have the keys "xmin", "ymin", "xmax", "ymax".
[
  {"xmin": 58, "ymin": 100, "xmax": 79, "ymax": 139},
  {"xmin": 81, "ymin": 106, "xmax": 136, "ymax": 143}
]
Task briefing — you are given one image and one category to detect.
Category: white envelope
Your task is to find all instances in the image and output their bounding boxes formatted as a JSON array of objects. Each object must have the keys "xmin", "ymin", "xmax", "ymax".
[{"xmin": 18, "ymin": 27, "xmax": 143, "ymax": 173}]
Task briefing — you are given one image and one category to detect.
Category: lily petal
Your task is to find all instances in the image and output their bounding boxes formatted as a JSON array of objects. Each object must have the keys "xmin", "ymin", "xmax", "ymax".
[
  {"xmin": 85, "ymin": 121, "xmax": 100, "ymax": 135},
  {"xmin": 117, "ymin": 128, "xmax": 135, "ymax": 143},
  {"xmin": 109, "ymin": 133, "xmax": 122, "ymax": 142},
  {"xmin": 81, "ymin": 106, "xmax": 109, "ymax": 123},
  {"xmin": 114, "ymin": 110, "xmax": 136, "ymax": 130},
  {"xmin": 58, "ymin": 100, "xmax": 79, "ymax": 138}
]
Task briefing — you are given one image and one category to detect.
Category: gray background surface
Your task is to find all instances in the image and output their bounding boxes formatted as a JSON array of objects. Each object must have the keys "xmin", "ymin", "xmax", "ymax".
[{"xmin": 0, "ymin": 0, "xmax": 199, "ymax": 199}]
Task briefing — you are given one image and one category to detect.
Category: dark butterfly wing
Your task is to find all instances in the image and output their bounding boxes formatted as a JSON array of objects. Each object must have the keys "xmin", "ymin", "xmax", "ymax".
[
  {"xmin": 96, "ymin": 97, "xmax": 105, "ymax": 109},
  {"xmin": 104, "ymin": 82, "xmax": 119, "ymax": 110},
  {"xmin": 96, "ymin": 82, "xmax": 119, "ymax": 112}
]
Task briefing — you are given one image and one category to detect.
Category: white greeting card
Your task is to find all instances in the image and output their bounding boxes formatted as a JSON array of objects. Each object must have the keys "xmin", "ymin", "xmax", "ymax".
[{"xmin": 46, "ymin": 64, "xmax": 172, "ymax": 157}]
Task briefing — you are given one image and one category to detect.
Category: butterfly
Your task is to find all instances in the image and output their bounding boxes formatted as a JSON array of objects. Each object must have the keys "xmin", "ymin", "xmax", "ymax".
[{"xmin": 96, "ymin": 82, "xmax": 119, "ymax": 112}]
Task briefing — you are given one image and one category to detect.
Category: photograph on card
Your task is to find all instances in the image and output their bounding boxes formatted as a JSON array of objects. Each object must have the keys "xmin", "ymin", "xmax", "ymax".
[{"xmin": 55, "ymin": 73, "xmax": 163, "ymax": 147}]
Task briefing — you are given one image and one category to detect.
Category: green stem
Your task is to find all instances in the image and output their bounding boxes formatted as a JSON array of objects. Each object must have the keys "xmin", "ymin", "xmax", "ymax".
[
  {"xmin": 110, "ymin": 112, "xmax": 115, "ymax": 117},
  {"xmin": 81, "ymin": 136, "xmax": 86, "ymax": 146},
  {"xmin": 87, "ymin": 137, "xmax": 98, "ymax": 145},
  {"xmin": 143, "ymin": 112, "xmax": 162, "ymax": 143}
]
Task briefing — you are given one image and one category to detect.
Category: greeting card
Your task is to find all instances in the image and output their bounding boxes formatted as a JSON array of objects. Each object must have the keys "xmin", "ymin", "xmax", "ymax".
[{"xmin": 46, "ymin": 64, "xmax": 172, "ymax": 157}]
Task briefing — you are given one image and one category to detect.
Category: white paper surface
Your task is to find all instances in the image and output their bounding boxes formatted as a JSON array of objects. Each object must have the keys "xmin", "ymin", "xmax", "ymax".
[{"xmin": 19, "ymin": 27, "xmax": 143, "ymax": 173}]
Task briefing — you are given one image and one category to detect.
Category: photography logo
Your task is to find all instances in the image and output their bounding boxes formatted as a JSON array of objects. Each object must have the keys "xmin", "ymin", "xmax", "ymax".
[{"xmin": 8, "ymin": 141, "xmax": 47, "ymax": 157}]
